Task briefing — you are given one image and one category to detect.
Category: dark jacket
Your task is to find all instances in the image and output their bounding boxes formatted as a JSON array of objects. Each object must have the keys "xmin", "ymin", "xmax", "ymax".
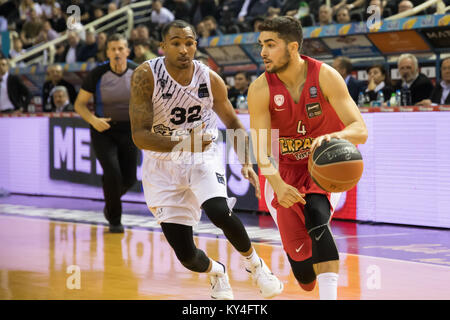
[
  {"xmin": 430, "ymin": 82, "xmax": 450, "ymax": 105},
  {"xmin": 347, "ymin": 76, "xmax": 366, "ymax": 104},
  {"xmin": 42, "ymin": 79, "xmax": 77, "ymax": 112},
  {"xmin": 6, "ymin": 74, "xmax": 32, "ymax": 111},
  {"xmin": 54, "ymin": 41, "xmax": 85, "ymax": 63},
  {"xmin": 366, "ymin": 84, "xmax": 394, "ymax": 103},
  {"xmin": 394, "ymin": 73, "xmax": 434, "ymax": 105}
]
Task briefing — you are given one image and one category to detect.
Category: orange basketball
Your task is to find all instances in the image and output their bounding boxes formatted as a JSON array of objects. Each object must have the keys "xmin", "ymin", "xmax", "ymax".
[{"xmin": 308, "ymin": 138, "xmax": 363, "ymax": 193}]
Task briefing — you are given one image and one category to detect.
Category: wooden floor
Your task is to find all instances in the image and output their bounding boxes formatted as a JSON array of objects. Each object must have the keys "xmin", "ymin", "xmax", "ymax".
[{"xmin": 0, "ymin": 214, "xmax": 449, "ymax": 300}]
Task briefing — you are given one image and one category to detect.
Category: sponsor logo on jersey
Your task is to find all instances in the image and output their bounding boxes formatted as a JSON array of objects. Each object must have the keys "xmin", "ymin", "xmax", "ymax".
[
  {"xmin": 306, "ymin": 102, "xmax": 322, "ymax": 118},
  {"xmin": 162, "ymin": 92, "xmax": 173, "ymax": 99},
  {"xmin": 274, "ymin": 94, "xmax": 284, "ymax": 106},
  {"xmin": 279, "ymin": 137, "xmax": 314, "ymax": 160},
  {"xmin": 157, "ymin": 78, "xmax": 167, "ymax": 89},
  {"xmin": 198, "ymin": 83, "xmax": 209, "ymax": 98},
  {"xmin": 153, "ymin": 124, "xmax": 174, "ymax": 136},
  {"xmin": 309, "ymin": 86, "xmax": 318, "ymax": 98}
]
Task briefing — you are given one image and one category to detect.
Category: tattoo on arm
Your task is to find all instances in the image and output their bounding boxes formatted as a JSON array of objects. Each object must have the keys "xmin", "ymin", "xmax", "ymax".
[{"xmin": 130, "ymin": 63, "xmax": 154, "ymax": 138}]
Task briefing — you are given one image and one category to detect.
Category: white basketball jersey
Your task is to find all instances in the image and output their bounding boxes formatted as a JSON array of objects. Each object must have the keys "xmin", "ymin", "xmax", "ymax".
[{"xmin": 145, "ymin": 57, "xmax": 218, "ymax": 160}]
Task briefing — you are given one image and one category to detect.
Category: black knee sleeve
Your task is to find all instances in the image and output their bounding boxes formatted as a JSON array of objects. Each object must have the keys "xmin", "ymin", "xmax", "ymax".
[
  {"xmin": 202, "ymin": 197, "xmax": 251, "ymax": 253},
  {"xmin": 304, "ymin": 194, "xmax": 339, "ymax": 264},
  {"xmin": 161, "ymin": 222, "xmax": 210, "ymax": 273},
  {"xmin": 287, "ymin": 255, "xmax": 316, "ymax": 284}
]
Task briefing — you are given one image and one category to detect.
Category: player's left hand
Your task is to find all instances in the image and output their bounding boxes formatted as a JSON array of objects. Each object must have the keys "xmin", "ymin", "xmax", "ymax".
[
  {"xmin": 241, "ymin": 164, "xmax": 261, "ymax": 199},
  {"xmin": 310, "ymin": 132, "xmax": 343, "ymax": 154}
]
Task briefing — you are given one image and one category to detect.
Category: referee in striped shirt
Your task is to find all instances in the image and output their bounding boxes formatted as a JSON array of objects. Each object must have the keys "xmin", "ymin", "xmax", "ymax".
[{"xmin": 75, "ymin": 33, "xmax": 138, "ymax": 233}]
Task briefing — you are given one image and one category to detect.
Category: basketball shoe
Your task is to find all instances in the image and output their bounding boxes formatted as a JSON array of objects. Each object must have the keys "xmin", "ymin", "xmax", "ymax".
[
  {"xmin": 244, "ymin": 258, "xmax": 284, "ymax": 298},
  {"xmin": 209, "ymin": 271, "xmax": 234, "ymax": 300}
]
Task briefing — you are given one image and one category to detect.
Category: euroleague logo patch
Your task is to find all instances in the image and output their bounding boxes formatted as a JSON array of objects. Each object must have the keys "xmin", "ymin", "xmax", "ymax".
[{"xmin": 274, "ymin": 94, "xmax": 284, "ymax": 106}]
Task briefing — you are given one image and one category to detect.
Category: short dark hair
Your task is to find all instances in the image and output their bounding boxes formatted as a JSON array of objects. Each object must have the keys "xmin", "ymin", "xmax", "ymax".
[
  {"xmin": 161, "ymin": 20, "xmax": 197, "ymax": 41},
  {"xmin": 106, "ymin": 33, "xmax": 128, "ymax": 49},
  {"xmin": 336, "ymin": 56, "xmax": 353, "ymax": 74},
  {"xmin": 258, "ymin": 16, "xmax": 303, "ymax": 52},
  {"xmin": 235, "ymin": 71, "xmax": 250, "ymax": 81},
  {"xmin": 367, "ymin": 63, "xmax": 391, "ymax": 85}
]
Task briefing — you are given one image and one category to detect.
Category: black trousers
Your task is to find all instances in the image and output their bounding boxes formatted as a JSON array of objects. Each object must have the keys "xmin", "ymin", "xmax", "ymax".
[{"xmin": 90, "ymin": 122, "xmax": 138, "ymax": 226}]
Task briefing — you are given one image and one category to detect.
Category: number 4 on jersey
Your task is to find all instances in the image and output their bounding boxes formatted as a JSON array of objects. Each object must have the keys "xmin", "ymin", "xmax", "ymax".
[{"xmin": 297, "ymin": 120, "xmax": 306, "ymax": 135}]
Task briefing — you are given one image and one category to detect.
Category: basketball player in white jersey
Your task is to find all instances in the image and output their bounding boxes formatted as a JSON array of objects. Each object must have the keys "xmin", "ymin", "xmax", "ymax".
[{"xmin": 129, "ymin": 20, "xmax": 283, "ymax": 300}]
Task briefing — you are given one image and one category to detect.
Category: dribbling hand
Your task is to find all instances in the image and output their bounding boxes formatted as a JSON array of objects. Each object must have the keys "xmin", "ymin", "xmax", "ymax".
[{"xmin": 310, "ymin": 132, "xmax": 343, "ymax": 155}]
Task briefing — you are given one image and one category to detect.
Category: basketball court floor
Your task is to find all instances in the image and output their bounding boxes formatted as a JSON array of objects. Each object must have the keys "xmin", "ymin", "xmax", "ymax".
[{"xmin": 0, "ymin": 194, "xmax": 449, "ymax": 300}]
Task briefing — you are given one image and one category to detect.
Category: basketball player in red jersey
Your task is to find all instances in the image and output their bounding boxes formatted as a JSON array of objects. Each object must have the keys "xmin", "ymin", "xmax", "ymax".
[{"xmin": 248, "ymin": 16, "xmax": 368, "ymax": 299}]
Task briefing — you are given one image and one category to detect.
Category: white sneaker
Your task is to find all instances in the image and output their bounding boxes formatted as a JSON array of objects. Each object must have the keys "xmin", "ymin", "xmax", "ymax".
[
  {"xmin": 245, "ymin": 258, "xmax": 284, "ymax": 299},
  {"xmin": 209, "ymin": 272, "xmax": 234, "ymax": 300}
]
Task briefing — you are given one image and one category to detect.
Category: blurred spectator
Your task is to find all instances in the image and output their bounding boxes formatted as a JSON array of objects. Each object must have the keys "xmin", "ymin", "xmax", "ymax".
[
  {"xmin": 108, "ymin": 2, "xmax": 118, "ymax": 14},
  {"xmin": 394, "ymin": 53, "xmax": 434, "ymax": 105},
  {"xmin": 36, "ymin": 20, "xmax": 59, "ymax": 44},
  {"xmin": 335, "ymin": 6, "xmax": 351, "ymax": 24},
  {"xmin": 252, "ymin": 16, "xmax": 264, "ymax": 32},
  {"xmin": 49, "ymin": 6, "xmax": 66, "ymax": 33},
  {"xmin": 0, "ymin": 1, "xmax": 20, "ymax": 32},
  {"xmin": 203, "ymin": 16, "xmax": 223, "ymax": 37},
  {"xmin": 417, "ymin": 57, "xmax": 450, "ymax": 106},
  {"xmin": 55, "ymin": 31, "xmax": 85, "ymax": 64},
  {"xmin": 191, "ymin": 0, "xmax": 218, "ymax": 27},
  {"xmin": 217, "ymin": 0, "xmax": 244, "ymax": 31},
  {"xmin": 196, "ymin": 21, "xmax": 209, "ymax": 39},
  {"xmin": 398, "ymin": 0, "xmax": 414, "ymax": 13},
  {"xmin": 41, "ymin": 0, "xmax": 60, "ymax": 19},
  {"xmin": 42, "ymin": 64, "xmax": 77, "ymax": 112},
  {"xmin": 92, "ymin": 7, "xmax": 105, "ymax": 21},
  {"xmin": 133, "ymin": 40, "xmax": 157, "ymax": 64},
  {"xmin": 95, "ymin": 32, "xmax": 108, "ymax": 62},
  {"xmin": 78, "ymin": 30, "xmax": 98, "ymax": 62},
  {"xmin": 19, "ymin": 0, "xmax": 43, "ymax": 23},
  {"xmin": 136, "ymin": 25, "xmax": 150, "ymax": 42},
  {"xmin": 0, "ymin": 57, "xmax": 31, "ymax": 113},
  {"xmin": 151, "ymin": 0, "xmax": 175, "ymax": 30},
  {"xmin": 365, "ymin": 64, "xmax": 393, "ymax": 103},
  {"xmin": 165, "ymin": 0, "xmax": 192, "ymax": 22},
  {"xmin": 20, "ymin": 9, "xmax": 43, "ymax": 48},
  {"xmin": 332, "ymin": 56, "xmax": 366, "ymax": 104},
  {"xmin": 9, "ymin": 37, "xmax": 26, "ymax": 60},
  {"xmin": 238, "ymin": 0, "xmax": 282, "ymax": 30},
  {"xmin": 228, "ymin": 71, "xmax": 250, "ymax": 110},
  {"xmin": 52, "ymin": 86, "xmax": 74, "ymax": 112},
  {"xmin": 317, "ymin": 5, "xmax": 334, "ymax": 26}
]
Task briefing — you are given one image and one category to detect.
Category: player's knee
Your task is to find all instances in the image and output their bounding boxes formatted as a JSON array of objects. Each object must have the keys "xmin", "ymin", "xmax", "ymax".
[
  {"xmin": 202, "ymin": 197, "xmax": 232, "ymax": 229},
  {"xmin": 287, "ymin": 255, "xmax": 316, "ymax": 290},
  {"xmin": 309, "ymin": 225, "xmax": 339, "ymax": 264}
]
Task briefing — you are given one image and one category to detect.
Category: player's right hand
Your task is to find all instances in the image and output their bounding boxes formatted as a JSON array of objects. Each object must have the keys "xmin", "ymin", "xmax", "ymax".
[
  {"xmin": 274, "ymin": 182, "xmax": 306, "ymax": 208},
  {"xmin": 92, "ymin": 117, "xmax": 111, "ymax": 132}
]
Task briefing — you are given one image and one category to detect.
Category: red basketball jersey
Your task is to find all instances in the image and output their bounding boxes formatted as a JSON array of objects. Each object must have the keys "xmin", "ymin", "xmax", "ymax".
[{"xmin": 265, "ymin": 55, "xmax": 345, "ymax": 166}]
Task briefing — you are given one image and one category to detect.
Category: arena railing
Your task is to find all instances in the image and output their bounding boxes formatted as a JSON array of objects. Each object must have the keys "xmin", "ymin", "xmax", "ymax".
[
  {"xmin": 9, "ymin": 1, "xmax": 152, "ymax": 68},
  {"xmin": 386, "ymin": 0, "xmax": 447, "ymax": 20}
]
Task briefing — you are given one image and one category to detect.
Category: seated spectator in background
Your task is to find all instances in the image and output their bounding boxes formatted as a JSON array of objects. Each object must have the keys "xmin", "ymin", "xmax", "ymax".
[
  {"xmin": 365, "ymin": 64, "xmax": 394, "ymax": 103},
  {"xmin": 398, "ymin": 0, "xmax": 414, "ymax": 13},
  {"xmin": 136, "ymin": 25, "xmax": 150, "ymax": 42},
  {"xmin": 203, "ymin": 16, "xmax": 223, "ymax": 37},
  {"xmin": 49, "ymin": 6, "xmax": 66, "ymax": 33},
  {"xmin": 41, "ymin": 0, "xmax": 60, "ymax": 19},
  {"xmin": 335, "ymin": 6, "xmax": 351, "ymax": 24},
  {"xmin": 317, "ymin": 5, "xmax": 334, "ymax": 26},
  {"xmin": 237, "ymin": 0, "xmax": 282, "ymax": 30},
  {"xmin": 196, "ymin": 21, "xmax": 209, "ymax": 39},
  {"xmin": 108, "ymin": 2, "xmax": 118, "ymax": 14},
  {"xmin": 228, "ymin": 71, "xmax": 250, "ymax": 110},
  {"xmin": 20, "ymin": 9, "xmax": 43, "ymax": 48},
  {"xmin": 164, "ymin": 0, "xmax": 192, "ymax": 22},
  {"xmin": 55, "ymin": 31, "xmax": 85, "ymax": 64},
  {"xmin": 217, "ymin": 0, "xmax": 244, "ymax": 31},
  {"xmin": 95, "ymin": 32, "xmax": 108, "ymax": 62},
  {"xmin": 417, "ymin": 57, "xmax": 450, "ymax": 106},
  {"xmin": 252, "ymin": 16, "xmax": 264, "ymax": 32},
  {"xmin": 190, "ymin": 0, "xmax": 218, "ymax": 27},
  {"xmin": 0, "ymin": 57, "xmax": 32, "ymax": 113},
  {"xmin": 332, "ymin": 56, "xmax": 366, "ymax": 104},
  {"xmin": 19, "ymin": 0, "xmax": 43, "ymax": 23},
  {"xmin": 51, "ymin": 86, "xmax": 74, "ymax": 112},
  {"xmin": 133, "ymin": 40, "xmax": 157, "ymax": 64},
  {"xmin": 36, "ymin": 20, "xmax": 59, "ymax": 44},
  {"xmin": 9, "ymin": 37, "xmax": 26, "ymax": 60},
  {"xmin": 151, "ymin": 0, "xmax": 175, "ymax": 31},
  {"xmin": 42, "ymin": 64, "xmax": 77, "ymax": 112},
  {"xmin": 394, "ymin": 53, "xmax": 434, "ymax": 105},
  {"xmin": 78, "ymin": 30, "xmax": 98, "ymax": 62}
]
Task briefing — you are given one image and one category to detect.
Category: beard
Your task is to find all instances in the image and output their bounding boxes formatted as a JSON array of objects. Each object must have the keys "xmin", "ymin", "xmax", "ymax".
[{"xmin": 266, "ymin": 48, "xmax": 291, "ymax": 74}]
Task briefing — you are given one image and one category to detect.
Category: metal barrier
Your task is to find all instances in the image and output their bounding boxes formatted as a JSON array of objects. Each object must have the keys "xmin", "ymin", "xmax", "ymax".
[{"xmin": 9, "ymin": 1, "xmax": 152, "ymax": 67}]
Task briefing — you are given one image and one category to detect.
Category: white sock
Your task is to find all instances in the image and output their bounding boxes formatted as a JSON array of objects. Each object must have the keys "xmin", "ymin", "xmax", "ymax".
[
  {"xmin": 317, "ymin": 272, "xmax": 339, "ymax": 300},
  {"xmin": 244, "ymin": 249, "xmax": 260, "ymax": 269},
  {"xmin": 209, "ymin": 260, "xmax": 225, "ymax": 275}
]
